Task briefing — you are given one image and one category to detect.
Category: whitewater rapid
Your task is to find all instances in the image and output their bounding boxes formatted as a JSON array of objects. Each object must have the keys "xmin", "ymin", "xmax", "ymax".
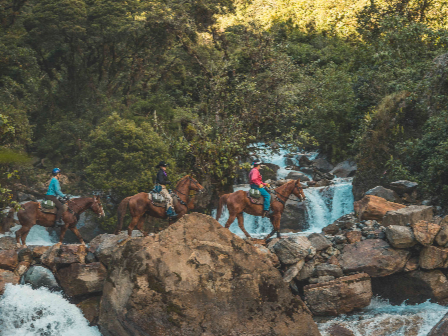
[{"xmin": 0, "ymin": 284, "xmax": 101, "ymax": 336}]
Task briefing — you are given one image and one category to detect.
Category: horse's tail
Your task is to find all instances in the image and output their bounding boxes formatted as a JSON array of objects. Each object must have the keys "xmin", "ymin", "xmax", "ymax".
[
  {"xmin": 216, "ymin": 194, "xmax": 229, "ymax": 221},
  {"xmin": 0, "ymin": 208, "xmax": 16, "ymax": 234},
  {"xmin": 115, "ymin": 197, "xmax": 131, "ymax": 235}
]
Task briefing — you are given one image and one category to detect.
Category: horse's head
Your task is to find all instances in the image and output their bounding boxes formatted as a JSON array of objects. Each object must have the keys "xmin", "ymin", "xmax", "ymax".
[
  {"xmin": 292, "ymin": 179, "xmax": 306, "ymax": 201},
  {"xmin": 91, "ymin": 195, "xmax": 105, "ymax": 218},
  {"xmin": 186, "ymin": 176, "xmax": 205, "ymax": 194}
]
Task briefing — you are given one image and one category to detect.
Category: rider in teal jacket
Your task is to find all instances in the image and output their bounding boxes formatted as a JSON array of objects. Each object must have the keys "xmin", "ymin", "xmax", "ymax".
[{"xmin": 46, "ymin": 168, "xmax": 67, "ymax": 226}]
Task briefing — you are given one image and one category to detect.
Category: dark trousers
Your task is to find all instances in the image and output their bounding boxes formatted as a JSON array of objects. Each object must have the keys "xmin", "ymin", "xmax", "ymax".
[{"xmin": 46, "ymin": 195, "xmax": 64, "ymax": 222}]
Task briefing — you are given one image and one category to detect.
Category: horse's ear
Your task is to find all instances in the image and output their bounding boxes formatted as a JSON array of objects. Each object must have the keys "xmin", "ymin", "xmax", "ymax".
[{"xmin": 297, "ymin": 178, "xmax": 301, "ymax": 183}]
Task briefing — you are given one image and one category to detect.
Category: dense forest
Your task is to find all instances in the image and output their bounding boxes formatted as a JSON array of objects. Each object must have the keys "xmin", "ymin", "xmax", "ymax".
[{"xmin": 1, "ymin": 0, "xmax": 448, "ymax": 228}]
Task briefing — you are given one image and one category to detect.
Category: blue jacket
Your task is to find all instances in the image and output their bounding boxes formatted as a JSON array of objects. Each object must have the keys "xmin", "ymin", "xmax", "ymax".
[{"xmin": 46, "ymin": 177, "xmax": 65, "ymax": 197}]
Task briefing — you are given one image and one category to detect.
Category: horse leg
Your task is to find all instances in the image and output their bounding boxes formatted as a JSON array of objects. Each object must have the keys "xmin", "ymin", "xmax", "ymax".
[
  {"xmin": 224, "ymin": 214, "xmax": 237, "ymax": 229},
  {"xmin": 20, "ymin": 226, "xmax": 32, "ymax": 248},
  {"xmin": 136, "ymin": 215, "xmax": 148, "ymax": 237},
  {"xmin": 236, "ymin": 213, "xmax": 251, "ymax": 238},
  {"xmin": 15, "ymin": 228, "xmax": 23, "ymax": 248},
  {"xmin": 58, "ymin": 225, "xmax": 69, "ymax": 245},
  {"xmin": 264, "ymin": 215, "xmax": 281, "ymax": 241},
  {"xmin": 69, "ymin": 226, "xmax": 86, "ymax": 245},
  {"xmin": 127, "ymin": 215, "xmax": 141, "ymax": 236}
]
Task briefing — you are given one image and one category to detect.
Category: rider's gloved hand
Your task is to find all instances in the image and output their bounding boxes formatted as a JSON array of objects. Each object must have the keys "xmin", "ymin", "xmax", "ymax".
[
  {"xmin": 265, "ymin": 183, "xmax": 271, "ymax": 188},
  {"xmin": 259, "ymin": 184, "xmax": 264, "ymax": 188}
]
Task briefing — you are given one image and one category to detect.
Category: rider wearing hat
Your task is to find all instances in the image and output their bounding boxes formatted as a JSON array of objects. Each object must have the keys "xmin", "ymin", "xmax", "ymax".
[
  {"xmin": 155, "ymin": 161, "xmax": 176, "ymax": 217},
  {"xmin": 249, "ymin": 160, "xmax": 271, "ymax": 217},
  {"xmin": 46, "ymin": 168, "xmax": 68, "ymax": 226}
]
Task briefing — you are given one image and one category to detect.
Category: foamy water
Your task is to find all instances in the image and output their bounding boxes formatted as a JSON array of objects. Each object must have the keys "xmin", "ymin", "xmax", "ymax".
[
  {"xmin": 0, "ymin": 284, "xmax": 101, "ymax": 336},
  {"xmin": 318, "ymin": 297, "xmax": 448, "ymax": 336}
]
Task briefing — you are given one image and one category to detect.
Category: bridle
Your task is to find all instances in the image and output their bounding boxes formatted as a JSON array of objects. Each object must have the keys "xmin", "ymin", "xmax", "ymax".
[
  {"xmin": 67, "ymin": 197, "xmax": 104, "ymax": 218},
  {"xmin": 172, "ymin": 176, "xmax": 204, "ymax": 207},
  {"xmin": 271, "ymin": 182, "xmax": 305, "ymax": 205}
]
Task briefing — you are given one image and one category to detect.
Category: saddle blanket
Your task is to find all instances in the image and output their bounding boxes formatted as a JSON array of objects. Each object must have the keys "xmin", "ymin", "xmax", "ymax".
[
  {"xmin": 246, "ymin": 191, "xmax": 264, "ymax": 205},
  {"xmin": 39, "ymin": 203, "xmax": 68, "ymax": 214},
  {"xmin": 148, "ymin": 193, "xmax": 167, "ymax": 207}
]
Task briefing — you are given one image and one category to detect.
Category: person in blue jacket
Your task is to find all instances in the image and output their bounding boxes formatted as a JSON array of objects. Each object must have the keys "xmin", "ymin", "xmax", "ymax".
[{"xmin": 46, "ymin": 168, "xmax": 68, "ymax": 226}]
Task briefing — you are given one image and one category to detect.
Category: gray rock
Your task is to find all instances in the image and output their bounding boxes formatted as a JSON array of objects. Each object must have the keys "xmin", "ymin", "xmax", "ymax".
[
  {"xmin": 312, "ymin": 158, "xmax": 334, "ymax": 173},
  {"xmin": 317, "ymin": 275, "xmax": 335, "ymax": 283},
  {"xmin": 283, "ymin": 260, "xmax": 305, "ymax": 282},
  {"xmin": 0, "ymin": 237, "xmax": 17, "ymax": 250},
  {"xmin": 390, "ymin": 180, "xmax": 418, "ymax": 196},
  {"xmin": 314, "ymin": 264, "xmax": 343, "ymax": 278},
  {"xmin": 85, "ymin": 251, "xmax": 98, "ymax": 263},
  {"xmin": 308, "ymin": 233, "xmax": 332, "ymax": 251},
  {"xmin": 21, "ymin": 265, "xmax": 60, "ymax": 291},
  {"xmin": 272, "ymin": 236, "xmax": 311, "ymax": 265},
  {"xmin": 285, "ymin": 171, "xmax": 310, "ymax": 182},
  {"xmin": 436, "ymin": 220, "xmax": 448, "ymax": 246},
  {"xmin": 365, "ymin": 186, "xmax": 399, "ymax": 202},
  {"xmin": 297, "ymin": 260, "xmax": 316, "ymax": 281},
  {"xmin": 382, "ymin": 205, "xmax": 433, "ymax": 227},
  {"xmin": 279, "ymin": 200, "xmax": 308, "ymax": 232},
  {"xmin": 385, "ymin": 225, "xmax": 416, "ymax": 248},
  {"xmin": 330, "ymin": 160, "xmax": 357, "ymax": 178}
]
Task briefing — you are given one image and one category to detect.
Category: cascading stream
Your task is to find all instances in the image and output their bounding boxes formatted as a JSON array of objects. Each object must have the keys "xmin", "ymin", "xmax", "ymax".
[{"xmin": 0, "ymin": 284, "xmax": 101, "ymax": 336}]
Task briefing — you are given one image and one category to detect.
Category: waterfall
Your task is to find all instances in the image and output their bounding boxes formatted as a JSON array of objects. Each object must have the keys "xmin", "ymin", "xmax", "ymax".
[
  {"xmin": 318, "ymin": 297, "xmax": 448, "ymax": 336},
  {"xmin": 0, "ymin": 284, "xmax": 101, "ymax": 336}
]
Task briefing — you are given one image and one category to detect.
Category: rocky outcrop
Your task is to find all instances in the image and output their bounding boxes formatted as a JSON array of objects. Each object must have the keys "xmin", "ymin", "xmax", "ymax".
[
  {"xmin": 304, "ymin": 273, "xmax": 372, "ymax": 316},
  {"xmin": 308, "ymin": 233, "xmax": 332, "ymax": 251},
  {"xmin": 0, "ymin": 250, "xmax": 18, "ymax": 271},
  {"xmin": 412, "ymin": 220, "xmax": 441, "ymax": 246},
  {"xmin": 419, "ymin": 246, "xmax": 448, "ymax": 269},
  {"xmin": 77, "ymin": 296, "xmax": 101, "ymax": 326},
  {"xmin": 279, "ymin": 200, "xmax": 308, "ymax": 232},
  {"xmin": 286, "ymin": 171, "xmax": 310, "ymax": 182},
  {"xmin": 385, "ymin": 225, "xmax": 416, "ymax": 248},
  {"xmin": 365, "ymin": 186, "xmax": 399, "ymax": 202},
  {"xmin": 436, "ymin": 224, "xmax": 448, "ymax": 246},
  {"xmin": 41, "ymin": 244, "xmax": 87, "ymax": 271},
  {"xmin": 389, "ymin": 180, "xmax": 418, "ymax": 196},
  {"xmin": 354, "ymin": 195, "xmax": 405, "ymax": 221},
  {"xmin": 57, "ymin": 262, "xmax": 107, "ymax": 297},
  {"xmin": 339, "ymin": 239, "xmax": 410, "ymax": 277},
  {"xmin": 312, "ymin": 158, "xmax": 334, "ymax": 173},
  {"xmin": 330, "ymin": 160, "xmax": 357, "ymax": 178},
  {"xmin": 273, "ymin": 236, "xmax": 313, "ymax": 264},
  {"xmin": 22, "ymin": 265, "xmax": 60, "ymax": 290},
  {"xmin": 382, "ymin": 205, "xmax": 433, "ymax": 227},
  {"xmin": 0, "ymin": 236, "xmax": 17, "ymax": 250},
  {"xmin": 98, "ymin": 213, "xmax": 320, "ymax": 336},
  {"xmin": 0, "ymin": 269, "xmax": 20, "ymax": 294},
  {"xmin": 371, "ymin": 270, "xmax": 448, "ymax": 304}
]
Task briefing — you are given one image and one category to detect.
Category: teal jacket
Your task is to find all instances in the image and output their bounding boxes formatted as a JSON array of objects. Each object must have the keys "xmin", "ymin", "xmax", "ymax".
[{"xmin": 46, "ymin": 177, "xmax": 65, "ymax": 197}]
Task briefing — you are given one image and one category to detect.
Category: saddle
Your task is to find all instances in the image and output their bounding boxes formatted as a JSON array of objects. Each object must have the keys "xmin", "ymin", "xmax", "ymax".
[
  {"xmin": 39, "ymin": 200, "xmax": 68, "ymax": 214},
  {"xmin": 148, "ymin": 192, "xmax": 167, "ymax": 207},
  {"xmin": 246, "ymin": 191, "xmax": 264, "ymax": 205}
]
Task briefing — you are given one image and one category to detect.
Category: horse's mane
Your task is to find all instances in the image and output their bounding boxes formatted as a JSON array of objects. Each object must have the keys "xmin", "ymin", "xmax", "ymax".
[{"xmin": 274, "ymin": 179, "xmax": 298, "ymax": 192}]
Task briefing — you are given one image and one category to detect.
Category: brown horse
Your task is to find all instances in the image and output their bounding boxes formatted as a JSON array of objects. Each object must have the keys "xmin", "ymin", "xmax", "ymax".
[
  {"xmin": 15, "ymin": 196, "xmax": 105, "ymax": 247},
  {"xmin": 115, "ymin": 175, "xmax": 205, "ymax": 236},
  {"xmin": 216, "ymin": 179, "xmax": 306, "ymax": 240}
]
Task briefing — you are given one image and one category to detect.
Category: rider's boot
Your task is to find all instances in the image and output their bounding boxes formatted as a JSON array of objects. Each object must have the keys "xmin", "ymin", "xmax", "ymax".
[
  {"xmin": 166, "ymin": 206, "xmax": 177, "ymax": 218},
  {"xmin": 262, "ymin": 210, "xmax": 270, "ymax": 218},
  {"xmin": 56, "ymin": 218, "xmax": 65, "ymax": 226}
]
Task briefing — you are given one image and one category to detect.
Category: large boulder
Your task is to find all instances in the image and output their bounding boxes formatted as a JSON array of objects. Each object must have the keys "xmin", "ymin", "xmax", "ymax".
[
  {"xmin": 272, "ymin": 236, "xmax": 312, "ymax": 264},
  {"xmin": 0, "ymin": 250, "xmax": 18, "ymax": 271},
  {"xmin": 308, "ymin": 233, "xmax": 332, "ymax": 251},
  {"xmin": 371, "ymin": 270, "xmax": 448, "ymax": 304},
  {"xmin": 285, "ymin": 171, "xmax": 310, "ymax": 182},
  {"xmin": 0, "ymin": 237, "xmax": 17, "ymax": 250},
  {"xmin": 419, "ymin": 246, "xmax": 448, "ymax": 269},
  {"xmin": 330, "ymin": 160, "xmax": 357, "ymax": 178},
  {"xmin": 261, "ymin": 163, "xmax": 279, "ymax": 181},
  {"xmin": 304, "ymin": 273, "xmax": 372, "ymax": 316},
  {"xmin": 412, "ymin": 220, "xmax": 441, "ymax": 246},
  {"xmin": 339, "ymin": 239, "xmax": 410, "ymax": 277},
  {"xmin": 0, "ymin": 269, "xmax": 20, "ymax": 294},
  {"xmin": 382, "ymin": 205, "xmax": 434, "ymax": 227},
  {"xmin": 354, "ymin": 195, "xmax": 405, "ymax": 221},
  {"xmin": 77, "ymin": 296, "xmax": 101, "ymax": 326},
  {"xmin": 436, "ymin": 223, "xmax": 448, "ymax": 246},
  {"xmin": 57, "ymin": 262, "xmax": 107, "ymax": 297},
  {"xmin": 279, "ymin": 200, "xmax": 308, "ymax": 232},
  {"xmin": 89, "ymin": 231, "xmax": 143, "ymax": 266},
  {"xmin": 98, "ymin": 213, "xmax": 321, "ymax": 336},
  {"xmin": 21, "ymin": 265, "xmax": 60, "ymax": 290},
  {"xmin": 385, "ymin": 225, "xmax": 416, "ymax": 248},
  {"xmin": 389, "ymin": 180, "xmax": 418, "ymax": 196},
  {"xmin": 41, "ymin": 244, "xmax": 87, "ymax": 271},
  {"xmin": 365, "ymin": 186, "xmax": 399, "ymax": 202},
  {"xmin": 312, "ymin": 158, "xmax": 334, "ymax": 173}
]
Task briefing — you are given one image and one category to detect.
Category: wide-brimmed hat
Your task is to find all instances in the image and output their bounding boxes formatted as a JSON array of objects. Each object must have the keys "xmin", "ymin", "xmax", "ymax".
[
  {"xmin": 252, "ymin": 160, "xmax": 263, "ymax": 166},
  {"xmin": 156, "ymin": 161, "xmax": 169, "ymax": 168}
]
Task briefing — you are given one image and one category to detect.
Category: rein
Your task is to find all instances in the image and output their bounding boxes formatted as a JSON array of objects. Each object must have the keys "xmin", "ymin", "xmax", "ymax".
[
  {"xmin": 270, "ymin": 184, "xmax": 305, "ymax": 205},
  {"xmin": 172, "ymin": 177, "xmax": 201, "ymax": 207}
]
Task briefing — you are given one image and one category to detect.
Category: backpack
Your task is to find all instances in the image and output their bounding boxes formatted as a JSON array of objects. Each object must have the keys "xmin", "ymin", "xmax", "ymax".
[
  {"xmin": 41, "ymin": 199, "xmax": 55, "ymax": 209},
  {"xmin": 249, "ymin": 188, "xmax": 262, "ymax": 199}
]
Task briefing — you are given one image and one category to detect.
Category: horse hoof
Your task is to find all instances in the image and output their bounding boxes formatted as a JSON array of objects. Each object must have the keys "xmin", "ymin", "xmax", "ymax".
[
  {"xmin": 16, "ymin": 243, "xmax": 22, "ymax": 248},
  {"xmin": 81, "ymin": 242, "xmax": 86, "ymax": 246},
  {"xmin": 22, "ymin": 245, "xmax": 27, "ymax": 248}
]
